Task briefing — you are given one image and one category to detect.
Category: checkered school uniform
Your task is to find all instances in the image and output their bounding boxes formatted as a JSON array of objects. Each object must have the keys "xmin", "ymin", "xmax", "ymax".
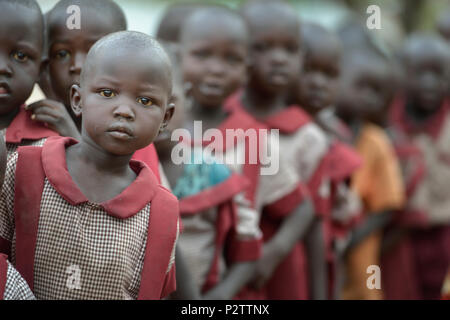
[
  {"xmin": 0, "ymin": 137, "xmax": 179, "ymax": 300},
  {"xmin": 0, "ymin": 254, "xmax": 35, "ymax": 300}
]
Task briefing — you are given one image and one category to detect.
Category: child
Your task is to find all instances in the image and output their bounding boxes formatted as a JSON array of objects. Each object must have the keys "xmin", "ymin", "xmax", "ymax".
[
  {"xmin": 291, "ymin": 22, "xmax": 363, "ymax": 300},
  {"xmin": 0, "ymin": 31, "xmax": 179, "ymax": 300},
  {"xmin": 28, "ymin": 0, "xmax": 163, "ymax": 182},
  {"xmin": 389, "ymin": 34, "xmax": 450, "ymax": 300},
  {"xmin": 0, "ymin": 0, "xmax": 59, "ymax": 161},
  {"xmin": 336, "ymin": 48, "xmax": 405, "ymax": 300},
  {"xmin": 168, "ymin": 6, "xmax": 264, "ymax": 300},
  {"xmin": 156, "ymin": 2, "xmax": 207, "ymax": 44},
  {"xmin": 224, "ymin": 0, "xmax": 329, "ymax": 300}
]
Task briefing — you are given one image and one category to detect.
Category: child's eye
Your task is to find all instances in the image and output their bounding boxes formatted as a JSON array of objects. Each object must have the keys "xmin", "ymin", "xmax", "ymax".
[
  {"xmin": 99, "ymin": 89, "xmax": 116, "ymax": 98},
  {"xmin": 12, "ymin": 51, "xmax": 29, "ymax": 62},
  {"xmin": 56, "ymin": 50, "xmax": 71, "ymax": 59},
  {"xmin": 137, "ymin": 97, "xmax": 153, "ymax": 107}
]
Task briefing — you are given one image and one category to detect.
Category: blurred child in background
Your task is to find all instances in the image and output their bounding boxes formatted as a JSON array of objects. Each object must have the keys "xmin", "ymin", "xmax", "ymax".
[
  {"xmin": 291, "ymin": 22, "xmax": 363, "ymax": 300},
  {"xmin": 389, "ymin": 34, "xmax": 450, "ymax": 300},
  {"xmin": 337, "ymin": 48, "xmax": 405, "ymax": 300},
  {"xmin": 224, "ymin": 0, "xmax": 329, "ymax": 300}
]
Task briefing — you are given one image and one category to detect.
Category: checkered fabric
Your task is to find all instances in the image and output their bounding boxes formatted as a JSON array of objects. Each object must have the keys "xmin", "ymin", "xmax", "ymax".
[
  {"xmin": 3, "ymin": 260, "xmax": 35, "ymax": 300},
  {"xmin": 0, "ymin": 128, "xmax": 47, "ymax": 160},
  {"xmin": 0, "ymin": 151, "xmax": 177, "ymax": 300}
]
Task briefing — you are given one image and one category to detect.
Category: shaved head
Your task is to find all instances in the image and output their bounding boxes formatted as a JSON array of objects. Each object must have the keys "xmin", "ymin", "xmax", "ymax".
[{"xmin": 81, "ymin": 31, "xmax": 172, "ymax": 95}]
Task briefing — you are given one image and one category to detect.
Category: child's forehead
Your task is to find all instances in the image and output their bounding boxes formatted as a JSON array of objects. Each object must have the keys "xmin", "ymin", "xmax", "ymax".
[{"xmin": 0, "ymin": 3, "xmax": 43, "ymax": 46}]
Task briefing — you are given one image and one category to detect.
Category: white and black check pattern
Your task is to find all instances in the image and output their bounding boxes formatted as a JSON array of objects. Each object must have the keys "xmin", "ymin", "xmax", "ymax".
[
  {"xmin": 32, "ymin": 180, "xmax": 150, "ymax": 300},
  {"xmin": 3, "ymin": 260, "xmax": 35, "ymax": 300}
]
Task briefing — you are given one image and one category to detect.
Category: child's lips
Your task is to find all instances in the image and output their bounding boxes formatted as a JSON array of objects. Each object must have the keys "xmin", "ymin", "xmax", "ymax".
[
  {"xmin": 107, "ymin": 124, "xmax": 134, "ymax": 140},
  {"xmin": 0, "ymin": 83, "xmax": 11, "ymax": 96}
]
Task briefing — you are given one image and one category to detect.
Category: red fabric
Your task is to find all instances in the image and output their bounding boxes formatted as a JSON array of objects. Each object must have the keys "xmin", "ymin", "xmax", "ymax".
[
  {"xmin": 42, "ymin": 137, "xmax": 158, "ymax": 219},
  {"xmin": 138, "ymin": 185, "xmax": 179, "ymax": 299},
  {"xmin": 179, "ymin": 174, "xmax": 249, "ymax": 215},
  {"xmin": 410, "ymin": 226, "xmax": 450, "ymax": 300},
  {"xmin": 389, "ymin": 95, "xmax": 450, "ymax": 141},
  {"xmin": 0, "ymin": 237, "xmax": 11, "ymax": 258},
  {"xmin": 132, "ymin": 144, "xmax": 161, "ymax": 183},
  {"xmin": 0, "ymin": 254, "xmax": 7, "ymax": 300},
  {"xmin": 14, "ymin": 146, "xmax": 46, "ymax": 290},
  {"xmin": 381, "ymin": 236, "xmax": 420, "ymax": 300},
  {"xmin": 262, "ymin": 184, "xmax": 310, "ymax": 221},
  {"xmin": 260, "ymin": 217, "xmax": 309, "ymax": 300},
  {"xmin": 179, "ymin": 175, "xmax": 261, "ymax": 292},
  {"xmin": 5, "ymin": 105, "xmax": 59, "ymax": 144}
]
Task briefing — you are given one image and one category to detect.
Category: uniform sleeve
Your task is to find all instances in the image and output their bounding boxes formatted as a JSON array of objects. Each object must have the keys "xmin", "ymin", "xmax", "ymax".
[
  {"xmin": 0, "ymin": 152, "xmax": 18, "ymax": 255},
  {"xmin": 226, "ymin": 192, "xmax": 262, "ymax": 263},
  {"xmin": 3, "ymin": 260, "xmax": 35, "ymax": 300},
  {"xmin": 161, "ymin": 218, "xmax": 180, "ymax": 299}
]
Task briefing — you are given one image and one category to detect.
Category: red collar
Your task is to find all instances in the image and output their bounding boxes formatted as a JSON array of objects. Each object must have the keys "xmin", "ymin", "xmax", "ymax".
[
  {"xmin": 224, "ymin": 91, "xmax": 311, "ymax": 134},
  {"xmin": 41, "ymin": 136, "xmax": 159, "ymax": 219},
  {"xmin": 390, "ymin": 95, "xmax": 450, "ymax": 140},
  {"xmin": 5, "ymin": 105, "xmax": 59, "ymax": 144}
]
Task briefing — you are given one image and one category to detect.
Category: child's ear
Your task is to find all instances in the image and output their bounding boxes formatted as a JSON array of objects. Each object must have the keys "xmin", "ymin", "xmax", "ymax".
[
  {"xmin": 159, "ymin": 100, "xmax": 175, "ymax": 133},
  {"xmin": 70, "ymin": 84, "xmax": 83, "ymax": 117}
]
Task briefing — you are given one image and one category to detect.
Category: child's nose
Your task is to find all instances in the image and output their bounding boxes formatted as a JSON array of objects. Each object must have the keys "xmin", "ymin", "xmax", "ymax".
[
  {"xmin": 0, "ymin": 54, "xmax": 12, "ymax": 77},
  {"xmin": 113, "ymin": 103, "xmax": 136, "ymax": 120},
  {"xmin": 208, "ymin": 59, "xmax": 225, "ymax": 75},
  {"xmin": 69, "ymin": 52, "xmax": 85, "ymax": 75},
  {"xmin": 271, "ymin": 48, "xmax": 288, "ymax": 65}
]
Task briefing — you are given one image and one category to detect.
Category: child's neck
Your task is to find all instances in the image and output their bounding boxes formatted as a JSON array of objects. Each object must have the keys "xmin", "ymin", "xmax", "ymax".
[
  {"xmin": 188, "ymin": 99, "xmax": 228, "ymax": 131},
  {"xmin": 69, "ymin": 139, "xmax": 133, "ymax": 175},
  {"xmin": 0, "ymin": 107, "xmax": 20, "ymax": 130},
  {"xmin": 242, "ymin": 84, "xmax": 287, "ymax": 119}
]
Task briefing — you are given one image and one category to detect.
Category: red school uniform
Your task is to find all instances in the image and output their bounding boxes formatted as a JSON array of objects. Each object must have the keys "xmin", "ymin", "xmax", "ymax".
[
  {"xmin": 2, "ymin": 105, "xmax": 59, "ymax": 158},
  {"xmin": 225, "ymin": 92, "xmax": 330, "ymax": 300},
  {"xmin": 0, "ymin": 136, "xmax": 180, "ymax": 300},
  {"xmin": 389, "ymin": 95, "xmax": 450, "ymax": 299}
]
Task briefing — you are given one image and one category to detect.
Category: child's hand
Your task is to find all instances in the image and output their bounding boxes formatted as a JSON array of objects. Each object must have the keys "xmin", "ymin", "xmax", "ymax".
[
  {"xmin": 26, "ymin": 99, "xmax": 81, "ymax": 139},
  {"xmin": 251, "ymin": 245, "xmax": 284, "ymax": 289}
]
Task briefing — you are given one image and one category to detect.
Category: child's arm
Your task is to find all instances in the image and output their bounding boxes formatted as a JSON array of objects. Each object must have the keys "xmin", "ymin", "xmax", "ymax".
[
  {"xmin": 202, "ymin": 261, "xmax": 255, "ymax": 300},
  {"xmin": 304, "ymin": 216, "xmax": 327, "ymax": 300},
  {"xmin": 251, "ymin": 198, "xmax": 314, "ymax": 289},
  {"xmin": 26, "ymin": 100, "xmax": 81, "ymax": 140},
  {"xmin": 170, "ymin": 247, "xmax": 201, "ymax": 300},
  {"xmin": 346, "ymin": 210, "xmax": 392, "ymax": 250}
]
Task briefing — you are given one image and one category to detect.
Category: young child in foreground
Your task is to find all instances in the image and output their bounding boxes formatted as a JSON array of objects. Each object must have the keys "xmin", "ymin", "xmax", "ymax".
[
  {"xmin": 0, "ymin": 31, "xmax": 179, "ymax": 300},
  {"xmin": 28, "ymin": 0, "xmax": 163, "ymax": 181},
  {"xmin": 0, "ymin": 0, "xmax": 59, "ymax": 163},
  {"xmin": 223, "ymin": 0, "xmax": 330, "ymax": 300},
  {"xmin": 291, "ymin": 22, "xmax": 363, "ymax": 300}
]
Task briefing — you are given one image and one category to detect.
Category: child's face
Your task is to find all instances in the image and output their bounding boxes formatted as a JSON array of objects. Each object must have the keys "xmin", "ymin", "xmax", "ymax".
[
  {"xmin": 404, "ymin": 47, "xmax": 448, "ymax": 113},
  {"xmin": 0, "ymin": 3, "xmax": 43, "ymax": 115},
  {"xmin": 181, "ymin": 27, "xmax": 247, "ymax": 108},
  {"xmin": 71, "ymin": 48, "xmax": 173, "ymax": 156},
  {"xmin": 48, "ymin": 10, "xmax": 121, "ymax": 108},
  {"xmin": 297, "ymin": 42, "xmax": 340, "ymax": 114},
  {"xmin": 338, "ymin": 54, "xmax": 390, "ymax": 120},
  {"xmin": 247, "ymin": 16, "xmax": 301, "ymax": 95}
]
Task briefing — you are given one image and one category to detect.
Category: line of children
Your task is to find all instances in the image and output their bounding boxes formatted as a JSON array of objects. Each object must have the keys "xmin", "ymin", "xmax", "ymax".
[{"xmin": 1, "ymin": 0, "xmax": 449, "ymax": 300}]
